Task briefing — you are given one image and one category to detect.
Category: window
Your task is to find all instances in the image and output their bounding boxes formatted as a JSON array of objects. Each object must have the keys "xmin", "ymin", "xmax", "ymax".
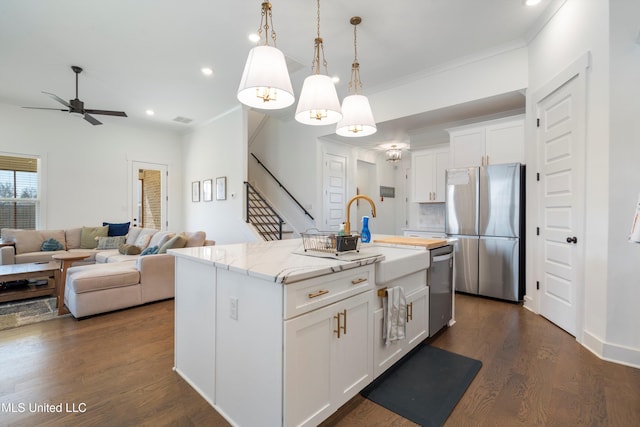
[{"xmin": 0, "ymin": 154, "xmax": 39, "ymax": 230}]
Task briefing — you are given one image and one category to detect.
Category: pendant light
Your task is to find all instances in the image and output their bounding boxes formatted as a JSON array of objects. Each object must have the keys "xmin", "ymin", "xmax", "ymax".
[
  {"xmin": 336, "ymin": 16, "xmax": 377, "ymax": 137},
  {"xmin": 295, "ymin": 0, "xmax": 342, "ymax": 125},
  {"xmin": 237, "ymin": 2, "xmax": 295, "ymax": 110}
]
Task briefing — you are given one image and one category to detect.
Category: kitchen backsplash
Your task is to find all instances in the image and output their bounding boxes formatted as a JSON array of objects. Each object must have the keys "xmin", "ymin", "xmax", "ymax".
[{"xmin": 408, "ymin": 203, "xmax": 446, "ymax": 231}]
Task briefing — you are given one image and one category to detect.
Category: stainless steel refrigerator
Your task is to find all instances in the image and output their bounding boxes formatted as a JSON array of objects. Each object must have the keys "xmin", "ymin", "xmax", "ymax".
[{"xmin": 445, "ymin": 163, "xmax": 525, "ymax": 302}]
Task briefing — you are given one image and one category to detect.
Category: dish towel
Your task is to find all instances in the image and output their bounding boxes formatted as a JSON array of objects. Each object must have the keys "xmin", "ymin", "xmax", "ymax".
[{"xmin": 383, "ymin": 286, "xmax": 406, "ymax": 345}]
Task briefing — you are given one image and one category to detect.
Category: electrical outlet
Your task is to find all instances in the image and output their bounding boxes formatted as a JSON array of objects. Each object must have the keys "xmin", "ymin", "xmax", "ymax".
[{"xmin": 230, "ymin": 297, "xmax": 238, "ymax": 320}]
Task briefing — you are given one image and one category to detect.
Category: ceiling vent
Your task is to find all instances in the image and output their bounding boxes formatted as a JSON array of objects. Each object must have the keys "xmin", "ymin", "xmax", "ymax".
[{"xmin": 173, "ymin": 116, "xmax": 193, "ymax": 124}]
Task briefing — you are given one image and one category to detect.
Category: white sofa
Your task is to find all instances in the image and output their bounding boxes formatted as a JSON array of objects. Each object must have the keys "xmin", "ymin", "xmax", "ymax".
[{"xmin": 0, "ymin": 226, "xmax": 214, "ymax": 318}]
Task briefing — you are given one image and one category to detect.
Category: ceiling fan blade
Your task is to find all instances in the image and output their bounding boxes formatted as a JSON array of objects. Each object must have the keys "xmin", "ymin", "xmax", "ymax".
[
  {"xmin": 85, "ymin": 109, "xmax": 128, "ymax": 117},
  {"xmin": 42, "ymin": 91, "xmax": 71, "ymax": 108},
  {"xmin": 22, "ymin": 106, "xmax": 69, "ymax": 112},
  {"xmin": 83, "ymin": 114, "xmax": 102, "ymax": 126}
]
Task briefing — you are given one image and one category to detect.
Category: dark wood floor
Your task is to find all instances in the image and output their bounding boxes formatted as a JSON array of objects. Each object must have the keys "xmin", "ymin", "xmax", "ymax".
[{"xmin": 1, "ymin": 294, "xmax": 639, "ymax": 427}]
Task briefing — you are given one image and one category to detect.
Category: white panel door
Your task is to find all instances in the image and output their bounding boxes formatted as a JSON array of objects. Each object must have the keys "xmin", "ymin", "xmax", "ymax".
[
  {"xmin": 323, "ymin": 153, "xmax": 347, "ymax": 230},
  {"xmin": 537, "ymin": 74, "xmax": 585, "ymax": 336}
]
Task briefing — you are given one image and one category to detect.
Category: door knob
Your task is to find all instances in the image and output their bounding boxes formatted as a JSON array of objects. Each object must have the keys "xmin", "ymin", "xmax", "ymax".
[{"xmin": 566, "ymin": 236, "xmax": 578, "ymax": 244}]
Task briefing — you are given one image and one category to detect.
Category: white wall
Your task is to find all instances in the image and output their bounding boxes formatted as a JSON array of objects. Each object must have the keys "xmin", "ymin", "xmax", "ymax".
[
  {"xmin": 607, "ymin": 0, "xmax": 640, "ymax": 358},
  {"xmin": 181, "ymin": 107, "xmax": 253, "ymax": 245},
  {"xmin": 369, "ymin": 47, "xmax": 528, "ymax": 124},
  {"xmin": 527, "ymin": 0, "xmax": 640, "ymax": 367},
  {"xmin": 248, "ymin": 116, "xmax": 322, "ymax": 234},
  {"xmin": 0, "ymin": 104, "xmax": 183, "ymax": 230}
]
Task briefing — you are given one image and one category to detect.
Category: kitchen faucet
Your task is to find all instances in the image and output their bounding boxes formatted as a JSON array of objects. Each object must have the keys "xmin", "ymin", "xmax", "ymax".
[{"xmin": 344, "ymin": 195, "xmax": 377, "ymax": 235}]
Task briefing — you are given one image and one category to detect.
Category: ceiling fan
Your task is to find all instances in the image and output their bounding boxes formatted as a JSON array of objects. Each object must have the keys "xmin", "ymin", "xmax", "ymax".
[{"xmin": 23, "ymin": 65, "xmax": 127, "ymax": 125}]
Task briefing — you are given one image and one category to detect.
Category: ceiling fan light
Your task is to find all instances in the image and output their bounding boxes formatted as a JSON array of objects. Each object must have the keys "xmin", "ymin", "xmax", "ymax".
[
  {"xmin": 295, "ymin": 74, "xmax": 342, "ymax": 125},
  {"xmin": 237, "ymin": 45, "xmax": 295, "ymax": 110},
  {"xmin": 336, "ymin": 94, "xmax": 376, "ymax": 137}
]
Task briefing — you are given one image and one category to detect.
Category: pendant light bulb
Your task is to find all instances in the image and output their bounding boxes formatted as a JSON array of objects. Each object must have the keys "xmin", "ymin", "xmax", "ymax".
[{"xmin": 237, "ymin": 2, "xmax": 295, "ymax": 110}]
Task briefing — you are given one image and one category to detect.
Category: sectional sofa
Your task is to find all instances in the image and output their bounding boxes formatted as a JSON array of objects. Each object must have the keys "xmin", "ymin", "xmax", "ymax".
[{"xmin": 0, "ymin": 226, "xmax": 214, "ymax": 318}]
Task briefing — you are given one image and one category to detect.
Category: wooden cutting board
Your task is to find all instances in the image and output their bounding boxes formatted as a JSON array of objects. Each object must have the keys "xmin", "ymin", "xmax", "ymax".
[{"xmin": 373, "ymin": 236, "xmax": 449, "ymax": 249}]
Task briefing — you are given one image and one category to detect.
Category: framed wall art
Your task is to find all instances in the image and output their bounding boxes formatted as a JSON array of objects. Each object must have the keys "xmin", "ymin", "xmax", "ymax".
[
  {"xmin": 203, "ymin": 179, "xmax": 213, "ymax": 202},
  {"xmin": 191, "ymin": 181, "xmax": 200, "ymax": 202},
  {"xmin": 216, "ymin": 176, "xmax": 227, "ymax": 200}
]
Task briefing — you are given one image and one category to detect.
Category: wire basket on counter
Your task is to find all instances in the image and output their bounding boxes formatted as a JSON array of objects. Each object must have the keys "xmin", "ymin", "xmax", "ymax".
[{"xmin": 301, "ymin": 230, "xmax": 360, "ymax": 255}]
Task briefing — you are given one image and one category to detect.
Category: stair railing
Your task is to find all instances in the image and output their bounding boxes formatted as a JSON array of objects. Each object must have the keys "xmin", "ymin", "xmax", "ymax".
[
  {"xmin": 250, "ymin": 153, "xmax": 314, "ymax": 221},
  {"xmin": 244, "ymin": 181, "xmax": 284, "ymax": 241}
]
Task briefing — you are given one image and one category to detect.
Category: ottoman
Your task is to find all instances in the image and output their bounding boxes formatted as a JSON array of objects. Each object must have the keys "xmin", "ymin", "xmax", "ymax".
[{"xmin": 64, "ymin": 263, "xmax": 141, "ymax": 318}]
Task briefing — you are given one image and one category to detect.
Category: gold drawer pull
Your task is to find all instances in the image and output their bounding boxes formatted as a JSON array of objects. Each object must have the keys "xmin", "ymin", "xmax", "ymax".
[
  {"xmin": 351, "ymin": 277, "xmax": 367, "ymax": 285},
  {"xmin": 406, "ymin": 302, "xmax": 413, "ymax": 322},
  {"xmin": 308, "ymin": 289, "xmax": 329, "ymax": 299}
]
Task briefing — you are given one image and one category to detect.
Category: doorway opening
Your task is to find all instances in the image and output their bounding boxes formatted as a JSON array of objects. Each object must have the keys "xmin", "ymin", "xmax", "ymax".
[{"xmin": 132, "ymin": 161, "xmax": 167, "ymax": 230}]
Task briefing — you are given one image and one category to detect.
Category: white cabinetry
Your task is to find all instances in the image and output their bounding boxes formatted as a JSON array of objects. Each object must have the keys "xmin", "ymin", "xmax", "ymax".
[
  {"xmin": 448, "ymin": 115, "xmax": 524, "ymax": 168},
  {"xmin": 285, "ymin": 290, "xmax": 374, "ymax": 426},
  {"xmin": 174, "ymin": 258, "xmax": 216, "ymax": 405},
  {"xmin": 373, "ymin": 270, "xmax": 429, "ymax": 378},
  {"xmin": 412, "ymin": 145, "xmax": 450, "ymax": 202}
]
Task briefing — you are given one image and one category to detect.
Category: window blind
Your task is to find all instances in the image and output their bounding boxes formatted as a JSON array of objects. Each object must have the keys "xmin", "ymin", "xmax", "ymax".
[{"xmin": 0, "ymin": 155, "xmax": 39, "ymax": 230}]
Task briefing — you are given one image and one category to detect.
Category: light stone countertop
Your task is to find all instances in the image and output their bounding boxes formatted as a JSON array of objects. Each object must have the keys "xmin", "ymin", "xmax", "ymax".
[
  {"xmin": 169, "ymin": 238, "xmax": 387, "ymax": 284},
  {"xmin": 168, "ymin": 236, "xmax": 440, "ymax": 285}
]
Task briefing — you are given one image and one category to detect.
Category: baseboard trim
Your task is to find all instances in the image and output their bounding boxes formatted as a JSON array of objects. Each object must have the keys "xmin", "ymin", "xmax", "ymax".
[{"xmin": 582, "ymin": 330, "xmax": 640, "ymax": 369}]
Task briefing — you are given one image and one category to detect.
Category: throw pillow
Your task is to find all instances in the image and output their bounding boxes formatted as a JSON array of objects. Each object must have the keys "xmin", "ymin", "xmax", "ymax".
[
  {"xmin": 140, "ymin": 245, "xmax": 159, "ymax": 256},
  {"xmin": 102, "ymin": 222, "xmax": 130, "ymax": 237},
  {"xmin": 41, "ymin": 237, "xmax": 64, "ymax": 251},
  {"xmin": 134, "ymin": 233, "xmax": 152, "ymax": 249},
  {"xmin": 118, "ymin": 243, "xmax": 142, "ymax": 255},
  {"xmin": 96, "ymin": 236, "xmax": 126, "ymax": 250},
  {"xmin": 80, "ymin": 226, "xmax": 109, "ymax": 249},
  {"xmin": 183, "ymin": 231, "xmax": 206, "ymax": 247},
  {"xmin": 158, "ymin": 234, "xmax": 188, "ymax": 254}
]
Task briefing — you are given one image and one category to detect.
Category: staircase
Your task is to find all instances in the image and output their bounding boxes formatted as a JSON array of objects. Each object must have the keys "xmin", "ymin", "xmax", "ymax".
[{"xmin": 244, "ymin": 182, "xmax": 293, "ymax": 241}]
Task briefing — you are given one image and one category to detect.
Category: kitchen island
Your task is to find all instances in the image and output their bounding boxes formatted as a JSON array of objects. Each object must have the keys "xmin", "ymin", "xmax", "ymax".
[{"xmin": 169, "ymin": 237, "xmax": 451, "ymax": 427}]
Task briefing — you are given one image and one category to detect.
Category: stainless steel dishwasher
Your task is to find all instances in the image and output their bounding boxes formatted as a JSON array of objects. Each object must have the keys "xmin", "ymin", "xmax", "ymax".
[{"xmin": 428, "ymin": 245, "xmax": 453, "ymax": 336}]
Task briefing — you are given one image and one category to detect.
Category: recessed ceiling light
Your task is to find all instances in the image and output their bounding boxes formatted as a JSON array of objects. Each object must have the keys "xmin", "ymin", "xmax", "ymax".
[
  {"xmin": 524, "ymin": 0, "xmax": 541, "ymax": 6},
  {"xmin": 145, "ymin": 109, "xmax": 155, "ymax": 116},
  {"xmin": 331, "ymin": 76, "xmax": 340, "ymax": 84},
  {"xmin": 201, "ymin": 67, "xmax": 214, "ymax": 76},
  {"xmin": 248, "ymin": 33, "xmax": 260, "ymax": 43}
]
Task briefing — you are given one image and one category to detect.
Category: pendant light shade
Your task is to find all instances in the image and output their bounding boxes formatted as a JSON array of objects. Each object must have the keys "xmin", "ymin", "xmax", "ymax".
[
  {"xmin": 336, "ymin": 94, "xmax": 376, "ymax": 137},
  {"xmin": 237, "ymin": 45, "xmax": 294, "ymax": 110},
  {"xmin": 336, "ymin": 16, "xmax": 376, "ymax": 137},
  {"xmin": 237, "ymin": 2, "xmax": 294, "ymax": 110},
  {"xmin": 295, "ymin": 0, "xmax": 342, "ymax": 126},
  {"xmin": 295, "ymin": 74, "xmax": 342, "ymax": 125}
]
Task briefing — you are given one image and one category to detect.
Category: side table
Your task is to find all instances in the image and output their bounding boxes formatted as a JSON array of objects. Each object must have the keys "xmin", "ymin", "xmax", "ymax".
[{"xmin": 52, "ymin": 253, "xmax": 91, "ymax": 315}]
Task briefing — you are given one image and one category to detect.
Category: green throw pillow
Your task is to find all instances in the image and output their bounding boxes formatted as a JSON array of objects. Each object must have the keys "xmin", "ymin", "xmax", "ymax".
[
  {"xmin": 80, "ymin": 226, "xmax": 109, "ymax": 249},
  {"xmin": 158, "ymin": 234, "xmax": 187, "ymax": 254},
  {"xmin": 118, "ymin": 243, "xmax": 142, "ymax": 255}
]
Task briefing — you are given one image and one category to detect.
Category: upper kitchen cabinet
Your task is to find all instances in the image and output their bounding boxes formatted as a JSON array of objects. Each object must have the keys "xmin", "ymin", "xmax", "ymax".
[
  {"xmin": 448, "ymin": 115, "xmax": 525, "ymax": 168},
  {"xmin": 411, "ymin": 145, "xmax": 450, "ymax": 203}
]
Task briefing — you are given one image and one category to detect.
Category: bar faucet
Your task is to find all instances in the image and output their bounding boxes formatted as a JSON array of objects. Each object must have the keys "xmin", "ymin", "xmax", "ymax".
[{"xmin": 344, "ymin": 195, "xmax": 377, "ymax": 235}]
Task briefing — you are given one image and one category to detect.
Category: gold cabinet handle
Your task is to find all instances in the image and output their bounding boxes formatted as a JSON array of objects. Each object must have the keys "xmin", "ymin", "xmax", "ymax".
[
  {"xmin": 334, "ymin": 309, "xmax": 347, "ymax": 338},
  {"xmin": 351, "ymin": 277, "xmax": 367, "ymax": 285},
  {"xmin": 342, "ymin": 309, "xmax": 347, "ymax": 335},
  {"xmin": 406, "ymin": 302, "xmax": 413, "ymax": 322},
  {"xmin": 308, "ymin": 289, "xmax": 329, "ymax": 299}
]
